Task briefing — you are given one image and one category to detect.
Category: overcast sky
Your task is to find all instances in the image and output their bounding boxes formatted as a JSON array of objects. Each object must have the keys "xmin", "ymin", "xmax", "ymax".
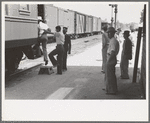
[{"xmin": 51, "ymin": 2, "xmax": 146, "ymax": 24}]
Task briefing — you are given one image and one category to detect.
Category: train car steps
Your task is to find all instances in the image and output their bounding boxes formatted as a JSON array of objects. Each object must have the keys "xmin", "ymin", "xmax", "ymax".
[{"xmin": 38, "ymin": 66, "xmax": 54, "ymax": 75}]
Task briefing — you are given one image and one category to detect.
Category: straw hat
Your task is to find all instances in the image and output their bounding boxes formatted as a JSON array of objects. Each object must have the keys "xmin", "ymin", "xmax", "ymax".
[{"xmin": 106, "ymin": 27, "xmax": 117, "ymax": 33}]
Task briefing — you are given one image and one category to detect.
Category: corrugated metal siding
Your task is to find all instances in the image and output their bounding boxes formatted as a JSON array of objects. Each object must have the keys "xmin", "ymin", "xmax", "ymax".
[{"xmin": 75, "ymin": 12, "xmax": 85, "ymax": 34}]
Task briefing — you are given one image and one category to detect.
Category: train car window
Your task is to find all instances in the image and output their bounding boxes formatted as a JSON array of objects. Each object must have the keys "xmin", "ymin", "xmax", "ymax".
[{"xmin": 19, "ymin": 4, "xmax": 30, "ymax": 16}]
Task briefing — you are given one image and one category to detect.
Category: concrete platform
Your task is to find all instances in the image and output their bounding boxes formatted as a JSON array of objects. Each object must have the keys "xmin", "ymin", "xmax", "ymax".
[{"xmin": 5, "ymin": 42, "xmax": 142, "ymax": 100}]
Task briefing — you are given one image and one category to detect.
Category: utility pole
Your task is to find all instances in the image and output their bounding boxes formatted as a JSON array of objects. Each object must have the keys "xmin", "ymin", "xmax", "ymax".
[
  {"xmin": 109, "ymin": 4, "xmax": 118, "ymax": 28},
  {"xmin": 109, "ymin": 4, "xmax": 114, "ymax": 27},
  {"xmin": 114, "ymin": 4, "xmax": 118, "ymax": 29}
]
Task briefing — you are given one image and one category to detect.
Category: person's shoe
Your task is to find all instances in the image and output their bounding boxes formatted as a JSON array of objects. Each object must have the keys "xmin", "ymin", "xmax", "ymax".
[
  {"xmin": 63, "ymin": 68, "xmax": 67, "ymax": 72},
  {"xmin": 45, "ymin": 60, "xmax": 48, "ymax": 65},
  {"xmin": 57, "ymin": 72, "xmax": 62, "ymax": 75}
]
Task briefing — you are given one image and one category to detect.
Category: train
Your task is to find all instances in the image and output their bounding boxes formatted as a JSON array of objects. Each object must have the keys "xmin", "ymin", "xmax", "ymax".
[{"xmin": 5, "ymin": 4, "xmax": 102, "ymax": 73}]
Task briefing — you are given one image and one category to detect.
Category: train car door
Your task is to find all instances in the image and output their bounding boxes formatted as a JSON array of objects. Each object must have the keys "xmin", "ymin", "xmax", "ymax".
[{"xmin": 38, "ymin": 4, "xmax": 45, "ymax": 21}]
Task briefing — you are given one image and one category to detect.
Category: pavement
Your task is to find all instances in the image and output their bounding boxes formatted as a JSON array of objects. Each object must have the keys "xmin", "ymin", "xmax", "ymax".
[{"xmin": 5, "ymin": 37, "xmax": 143, "ymax": 100}]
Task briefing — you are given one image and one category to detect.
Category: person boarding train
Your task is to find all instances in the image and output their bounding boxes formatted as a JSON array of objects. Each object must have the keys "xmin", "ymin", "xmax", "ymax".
[{"xmin": 38, "ymin": 16, "xmax": 51, "ymax": 65}]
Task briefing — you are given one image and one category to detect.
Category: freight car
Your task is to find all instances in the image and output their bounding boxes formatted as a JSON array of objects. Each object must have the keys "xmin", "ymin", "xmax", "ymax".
[{"xmin": 5, "ymin": 4, "xmax": 102, "ymax": 74}]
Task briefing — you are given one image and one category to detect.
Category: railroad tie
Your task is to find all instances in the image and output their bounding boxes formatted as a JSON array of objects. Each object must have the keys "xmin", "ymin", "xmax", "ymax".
[{"xmin": 38, "ymin": 66, "xmax": 54, "ymax": 75}]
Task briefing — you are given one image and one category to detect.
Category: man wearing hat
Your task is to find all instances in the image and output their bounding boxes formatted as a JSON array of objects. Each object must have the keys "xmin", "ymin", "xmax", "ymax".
[
  {"xmin": 38, "ymin": 16, "xmax": 51, "ymax": 65},
  {"xmin": 63, "ymin": 27, "xmax": 71, "ymax": 71},
  {"xmin": 104, "ymin": 27, "xmax": 119, "ymax": 94},
  {"xmin": 120, "ymin": 30, "xmax": 132, "ymax": 79},
  {"xmin": 48, "ymin": 26, "xmax": 65, "ymax": 75}
]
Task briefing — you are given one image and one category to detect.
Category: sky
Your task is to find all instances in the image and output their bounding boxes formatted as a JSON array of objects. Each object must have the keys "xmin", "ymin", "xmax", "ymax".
[{"xmin": 50, "ymin": 2, "xmax": 146, "ymax": 24}]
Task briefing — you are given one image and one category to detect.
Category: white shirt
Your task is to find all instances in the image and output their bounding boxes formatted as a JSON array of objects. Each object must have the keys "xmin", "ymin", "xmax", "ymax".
[
  {"xmin": 38, "ymin": 21, "xmax": 49, "ymax": 37},
  {"xmin": 54, "ymin": 32, "xmax": 64, "ymax": 45},
  {"xmin": 107, "ymin": 37, "xmax": 119, "ymax": 56}
]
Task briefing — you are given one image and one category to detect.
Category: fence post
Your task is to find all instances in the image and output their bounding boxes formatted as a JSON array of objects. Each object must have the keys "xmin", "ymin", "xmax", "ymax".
[{"xmin": 132, "ymin": 27, "xmax": 142, "ymax": 83}]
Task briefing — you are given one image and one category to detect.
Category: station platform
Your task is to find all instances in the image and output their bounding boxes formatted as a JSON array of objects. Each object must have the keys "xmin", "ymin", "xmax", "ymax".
[{"xmin": 5, "ymin": 40, "xmax": 143, "ymax": 100}]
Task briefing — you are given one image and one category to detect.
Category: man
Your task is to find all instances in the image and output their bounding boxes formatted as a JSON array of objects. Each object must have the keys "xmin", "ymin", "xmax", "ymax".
[
  {"xmin": 38, "ymin": 16, "xmax": 51, "ymax": 65},
  {"xmin": 120, "ymin": 31, "xmax": 132, "ymax": 79},
  {"xmin": 101, "ymin": 25, "xmax": 109, "ymax": 73},
  {"xmin": 48, "ymin": 26, "xmax": 64, "ymax": 75},
  {"xmin": 115, "ymin": 28, "xmax": 122, "ymax": 43},
  {"xmin": 115, "ymin": 28, "xmax": 122, "ymax": 62},
  {"xmin": 63, "ymin": 27, "xmax": 71, "ymax": 71},
  {"xmin": 105, "ymin": 27, "xmax": 119, "ymax": 95}
]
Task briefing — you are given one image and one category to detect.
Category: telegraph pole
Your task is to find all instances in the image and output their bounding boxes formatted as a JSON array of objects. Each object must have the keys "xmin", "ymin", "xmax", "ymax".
[
  {"xmin": 109, "ymin": 4, "xmax": 114, "ymax": 27},
  {"xmin": 114, "ymin": 4, "xmax": 118, "ymax": 29},
  {"xmin": 109, "ymin": 4, "xmax": 118, "ymax": 28}
]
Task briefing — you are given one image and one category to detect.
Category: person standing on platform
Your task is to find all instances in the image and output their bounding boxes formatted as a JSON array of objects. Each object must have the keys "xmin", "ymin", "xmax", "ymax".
[
  {"xmin": 48, "ymin": 26, "xmax": 64, "ymax": 75},
  {"xmin": 63, "ymin": 27, "xmax": 71, "ymax": 71},
  {"xmin": 115, "ymin": 28, "xmax": 122, "ymax": 43},
  {"xmin": 38, "ymin": 16, "xmax": 51, "ymax": 65},
  {"xmin": 115, "ymin": 28, "xmax": 122, "ymax": 63},
  {"xmin": 105, "ymin": 27, "xmax": 119, "ymax": 95},
  {"xmin": 120, "ymin": 31, "xmax": 132, "ymax": 79},
  {"xmin": 101, "ymin": 25, "xmax": 110, "ymax": 73}
]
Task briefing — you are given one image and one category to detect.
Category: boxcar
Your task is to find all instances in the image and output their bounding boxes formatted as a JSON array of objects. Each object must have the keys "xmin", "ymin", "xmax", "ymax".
[
  {"xmin": 85, "ymin": 15, "xmax": 93, "ymax": 36},
  {"xmin": 97, "ymin": 17, "xmax": 102, "ymax": 33},
  {"xmin": 5, "ymin": 4, "xmax": 38, "ymax": 73},
  {"xmin": 74, "ymin": 11, "xmax": 86, "ymax": 38},
  {"xmin": 67, "ymin": 9, "xmax": 75, "ymax": 37}
]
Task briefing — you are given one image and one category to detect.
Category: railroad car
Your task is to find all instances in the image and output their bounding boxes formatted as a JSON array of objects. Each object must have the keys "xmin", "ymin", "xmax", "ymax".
[
  {"xmin": 74, "ymin": 11, "xmax": 86, "ymax": 38},
  {"xmin": 5, "ymin": 3, "xmax": 102, "ymax": 73},
  {"xmin": 97, "ymin": 17, "xmax": 102, "ymax": 33},
  {"xmin": 92, "ymin": 16, "xmax": 101, "ymax": 35},
  {"xmin": 5, "ymin": 4, "xmax": 38, "ymax": 73},
  {"xmin": 85, "ymin": 15, "xmax": 93, "ymax": 36}
]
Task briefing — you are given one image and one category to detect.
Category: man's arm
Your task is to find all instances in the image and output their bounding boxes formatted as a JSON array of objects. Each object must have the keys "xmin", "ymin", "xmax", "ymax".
[
  {"xmin": 43, "ymin": 28, "xmax": 54, "ymax": 34},
  {"xmin": 68, "ymin": 36, "xmax": 71, "ymax": 54},
  {"xmin": 107, "ymin": 50, "xmax": 116, "ymax": 63}
]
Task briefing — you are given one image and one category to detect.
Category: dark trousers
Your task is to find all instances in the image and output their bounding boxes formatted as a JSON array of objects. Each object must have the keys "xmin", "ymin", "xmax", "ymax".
[
  {"xmin": 63, "ymin": 48, "xmax": 68, "ymax": 70},
  {"xmin": 48, "ymin": 45, "xmax": 64, "ymax": 74}
]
